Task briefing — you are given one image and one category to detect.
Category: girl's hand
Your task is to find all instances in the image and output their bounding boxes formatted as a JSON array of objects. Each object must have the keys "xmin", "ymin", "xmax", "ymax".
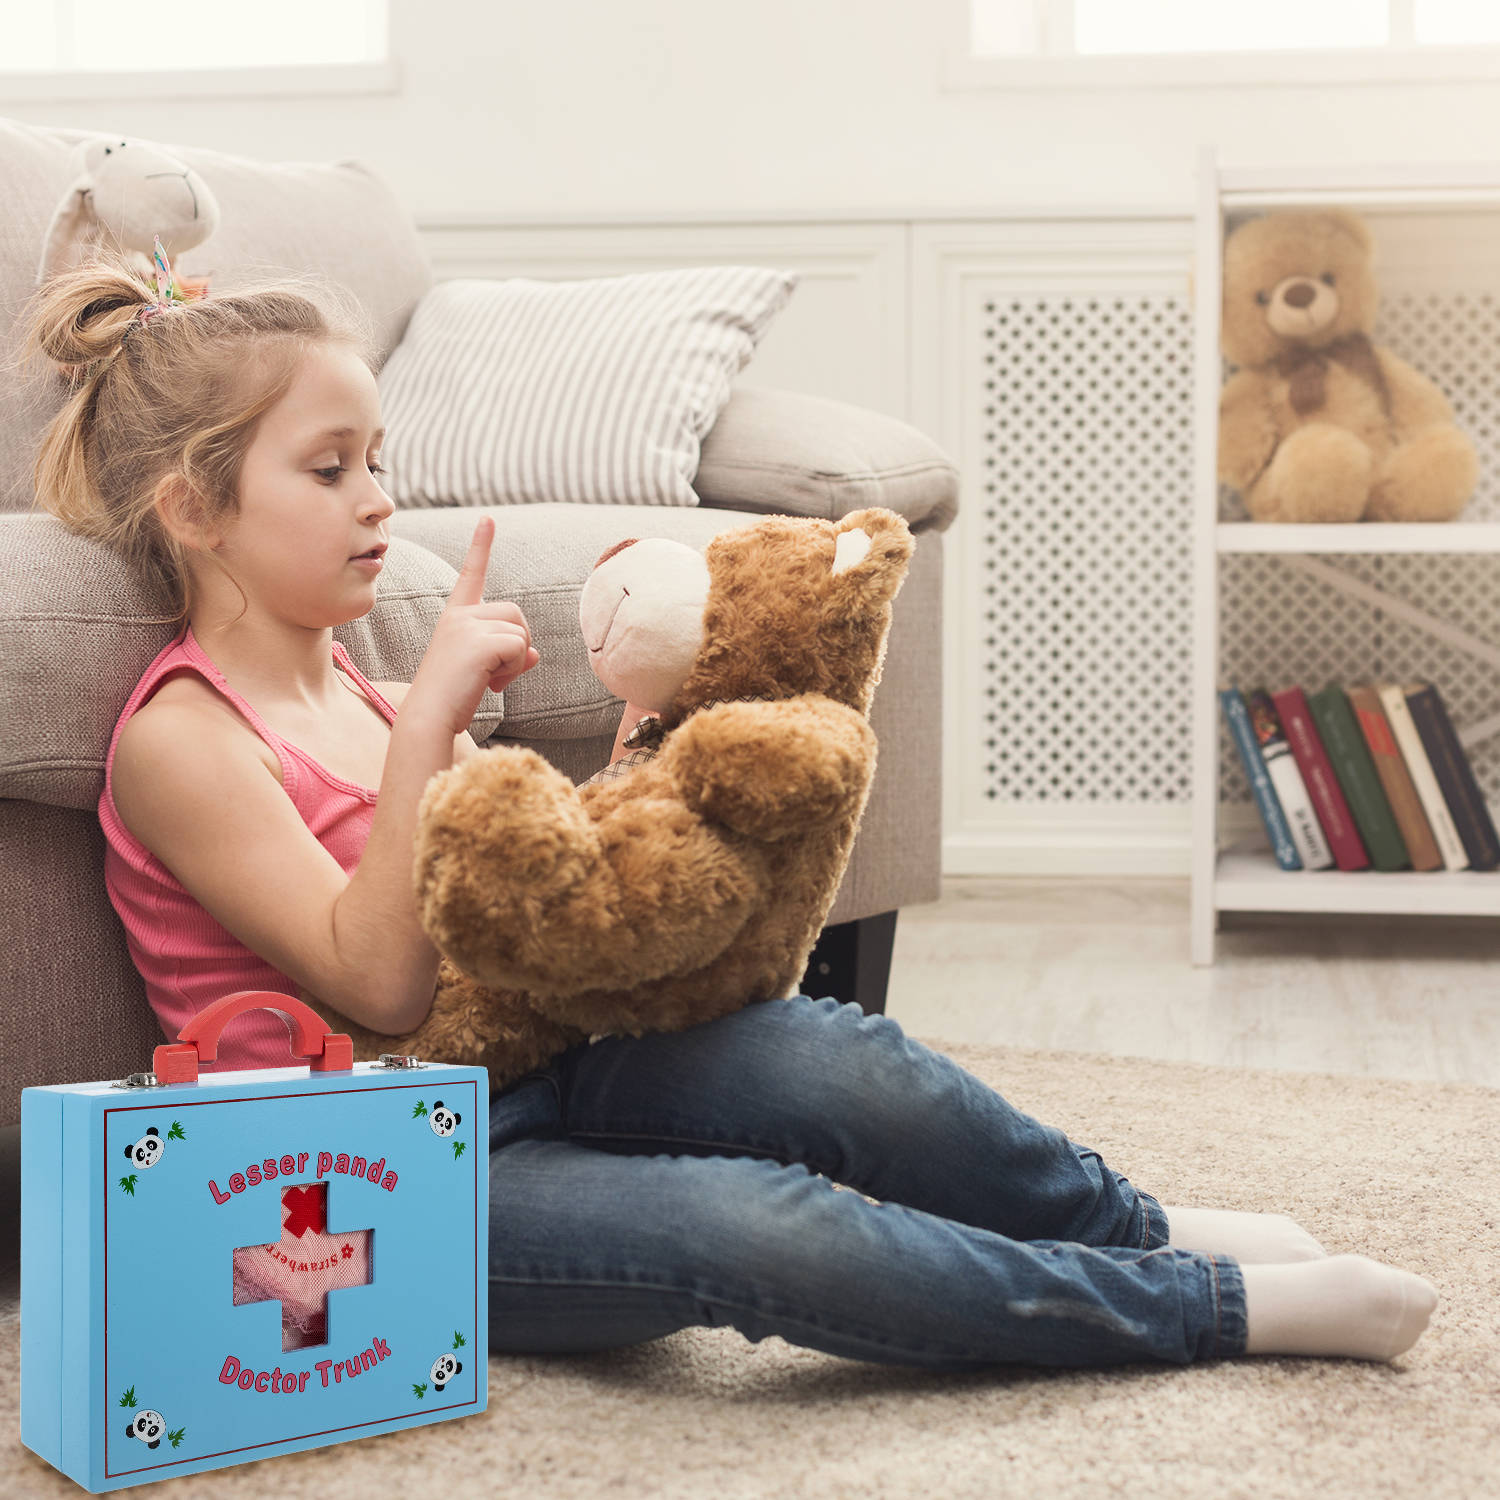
[{"xmin": 406, "ymin": 516, "xmax": 540, "ymax": 738}]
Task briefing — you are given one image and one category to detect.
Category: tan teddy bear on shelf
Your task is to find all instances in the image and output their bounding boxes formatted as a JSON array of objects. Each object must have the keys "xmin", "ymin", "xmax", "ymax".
[
  {"xmin": 1218, "ymin": 208, "xmax": 1479, "ymax": 523},
  {"xmin": 321, "ymin": 507, "xmax": 914, "ymax": 1090}
]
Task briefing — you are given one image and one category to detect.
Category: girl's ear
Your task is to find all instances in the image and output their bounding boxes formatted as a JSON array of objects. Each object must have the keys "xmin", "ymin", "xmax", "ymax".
[{"xmin": 154, "ymin": 473, "xmax": 222, "ymax": 552}]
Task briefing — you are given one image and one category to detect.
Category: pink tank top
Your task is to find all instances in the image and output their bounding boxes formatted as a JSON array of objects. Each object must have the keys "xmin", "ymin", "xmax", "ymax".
[{"xmin": 99, "ymin": 624, "xmax": 401, "ymax": 1072}]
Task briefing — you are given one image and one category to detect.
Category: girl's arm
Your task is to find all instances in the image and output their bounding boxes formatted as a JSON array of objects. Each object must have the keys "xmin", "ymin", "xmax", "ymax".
[
  {"xmin": 292, "ymin": 679, "xmax": 478, "ymax": 1031},
  {"xmin": 111, "ymin": 701, "xmax": 455, "ymax": 1037},
  {"xmin": 321, "ymin": 704, "xmax": 475, "ymax": 1033}
]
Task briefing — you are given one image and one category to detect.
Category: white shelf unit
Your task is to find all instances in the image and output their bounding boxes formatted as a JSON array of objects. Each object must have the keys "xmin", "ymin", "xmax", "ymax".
[{"xmin": 1191, "ymin": 149, "xmax": 1500, "ymax": 964}]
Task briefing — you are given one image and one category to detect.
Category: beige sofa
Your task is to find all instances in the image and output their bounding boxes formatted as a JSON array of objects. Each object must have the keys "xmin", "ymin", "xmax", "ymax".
[{"xmin": 0, "ymin": 117, "xmax": 958, "ymax": 1126}]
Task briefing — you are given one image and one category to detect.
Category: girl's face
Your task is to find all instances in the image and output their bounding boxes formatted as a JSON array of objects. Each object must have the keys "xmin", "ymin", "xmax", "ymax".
[{"xmin": 214, "ymin": 344, "xmax": 396, "ymax": 629}]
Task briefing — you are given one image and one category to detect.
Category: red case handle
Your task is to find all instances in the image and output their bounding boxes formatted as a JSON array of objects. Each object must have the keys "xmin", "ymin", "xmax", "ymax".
[{"xmin": 153, "ymin": 990, "xmax": 354, "ymax": 1084}]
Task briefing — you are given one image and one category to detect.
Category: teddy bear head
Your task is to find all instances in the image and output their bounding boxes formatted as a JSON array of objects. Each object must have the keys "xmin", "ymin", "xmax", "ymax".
[
  {"xmin": 1221, "ymin": 208, "xmax": 1379, "ymax": 369},
  {"xmin": 580, "ymin": 507, "xmax": 915, "ymax": 728}
]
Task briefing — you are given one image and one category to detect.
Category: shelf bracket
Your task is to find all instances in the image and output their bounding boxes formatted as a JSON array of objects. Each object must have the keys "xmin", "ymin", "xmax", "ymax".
[{"xmin": 1279, "ymin": 554, "xmax": 1500, "ymax": 749}]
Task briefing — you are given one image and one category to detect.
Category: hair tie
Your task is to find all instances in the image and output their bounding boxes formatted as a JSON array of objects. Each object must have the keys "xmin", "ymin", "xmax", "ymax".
[
  {"xmin": 66, "ymin": 235, "xmax": 207, "ymax": 383},
  {"xmin": 116, "ymin": 235, "xmax": 199, "ymax": 350}
]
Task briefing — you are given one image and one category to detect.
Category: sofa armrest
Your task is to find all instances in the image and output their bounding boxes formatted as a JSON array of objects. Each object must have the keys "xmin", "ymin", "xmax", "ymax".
[{"xmin": 693, "ymin": 386, "xmax": 960, "ymax": 534}]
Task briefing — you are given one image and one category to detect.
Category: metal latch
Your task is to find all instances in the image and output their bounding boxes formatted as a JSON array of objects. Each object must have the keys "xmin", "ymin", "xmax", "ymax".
[
  {"xmin": 375, "ymin": 1053, "xmax": 426, "ymax": 1069},
  {"xmin": 112, "ymin": 1072, "xmax": 161, "ymax": 1089}
]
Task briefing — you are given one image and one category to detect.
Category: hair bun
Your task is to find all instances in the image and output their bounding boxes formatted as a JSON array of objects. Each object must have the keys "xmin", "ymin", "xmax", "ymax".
[{"xmin": 39, "ymin": 263, "xmax": 157, "ymax": 380}]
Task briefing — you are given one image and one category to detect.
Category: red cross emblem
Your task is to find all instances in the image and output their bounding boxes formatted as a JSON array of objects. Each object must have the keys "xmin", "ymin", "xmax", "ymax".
[{"xmin": 281, "ymin": 1184, "xmax": 327, "ymax": 1238}]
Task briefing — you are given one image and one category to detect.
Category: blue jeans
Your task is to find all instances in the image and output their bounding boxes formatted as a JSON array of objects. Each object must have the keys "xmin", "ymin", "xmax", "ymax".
[{"xmin": 487, "ymin": 995, "xmax": 1248, "ymax": 1371}]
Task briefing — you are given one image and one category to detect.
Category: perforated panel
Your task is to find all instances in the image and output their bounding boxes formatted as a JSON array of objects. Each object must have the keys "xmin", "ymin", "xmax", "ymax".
[
  {"xmin": 969, "ymin": 234, "xmax": 1500, "ymax": 820},
  {"xmin": 978, "ymin": 292, "xmax": 1195, "ymax": 802}
]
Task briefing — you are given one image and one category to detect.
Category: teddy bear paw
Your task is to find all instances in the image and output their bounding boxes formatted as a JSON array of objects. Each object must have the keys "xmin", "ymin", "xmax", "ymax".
[{"xmin": 1364, "ymin": 426, "xmax": 1478, "ymax": 523}]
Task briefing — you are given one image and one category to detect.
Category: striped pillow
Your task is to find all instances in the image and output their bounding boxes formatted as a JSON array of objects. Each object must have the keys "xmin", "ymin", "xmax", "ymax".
[{"xmin": 376, "ymin": 265, "xmax": 798, "ymax": 508}]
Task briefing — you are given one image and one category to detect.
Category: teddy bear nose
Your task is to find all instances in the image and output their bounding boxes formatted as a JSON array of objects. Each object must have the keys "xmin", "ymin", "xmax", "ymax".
[{"xmin": 1283, "ymin": 280, "xmax": 1317, "ymax": 309}]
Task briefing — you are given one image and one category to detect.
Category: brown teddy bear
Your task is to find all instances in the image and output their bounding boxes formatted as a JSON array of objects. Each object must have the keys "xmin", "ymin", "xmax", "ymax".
[
  {"xmin": 323, "ymin": 507, "xmax": 915, "ymax": 1089},
  {"xmin": 1218, "ymin": 208, "xmax": 1478, "ymax": 523}
]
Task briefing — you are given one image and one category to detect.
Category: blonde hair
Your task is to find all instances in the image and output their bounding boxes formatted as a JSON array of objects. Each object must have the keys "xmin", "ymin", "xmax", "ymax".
[{"xmin": 11, "ymin": 242, "xmax": 380, "ymax": 628}]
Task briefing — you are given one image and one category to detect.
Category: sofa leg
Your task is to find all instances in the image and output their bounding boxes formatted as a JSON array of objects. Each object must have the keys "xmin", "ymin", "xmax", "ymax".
[{"xmin": 798, "ymin": 910, "xmax": 899, "ymax": 1016}]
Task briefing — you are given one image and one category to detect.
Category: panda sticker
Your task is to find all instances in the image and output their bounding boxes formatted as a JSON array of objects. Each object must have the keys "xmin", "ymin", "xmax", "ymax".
[
  {"xmin": 123, "ymin": 1128, "xmax": 164, "ymax": 1170},
  {"xmin": 124, "ymin": 1409, "xmax": 166, "ymax": 1449},
  {"xmin": 430, "ymin": 1353, "xmax": 462, "ymax": 1391},
  {"xmin": 429, "ymin": 1101, "xmax": 461, "ymax": 1138}
]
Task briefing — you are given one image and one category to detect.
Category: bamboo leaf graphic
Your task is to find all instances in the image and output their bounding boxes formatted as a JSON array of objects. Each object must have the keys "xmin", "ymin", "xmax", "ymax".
[
  {"xmin": 453, "ymin": 1331, "xmax": 466, "ymax": 1349},
  {"xmin": 119, "ymin": 1174, "xmax": 138, "ymax": 1197},
  {"xmin": 166, "ymin": 1121, "xmax": 185, "ymax": 1141},
  {"xmin": 118, "ymin": 1386, "xmax": 137, "ymax": 1409},
  {"xmin": 453, "ymin": 1140, "xmax": 466, "ymax": 1161},
  {"xmin": 167, "ymin": 1428, "xmax": 186, "ymax": 1448},
  {"xmin": 412, "ymin": 1100, "xmax": 428, "ymax": 1118},
  {"xmin": 412, "ymin": 1382, "xmax": 427, "ymax": 1399}
]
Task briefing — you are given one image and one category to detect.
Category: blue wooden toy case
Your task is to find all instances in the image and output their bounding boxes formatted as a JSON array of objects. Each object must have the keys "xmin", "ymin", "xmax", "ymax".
[{"xmin": 20, "ymin": 992, "xmax": 489, "ymax": 1492}]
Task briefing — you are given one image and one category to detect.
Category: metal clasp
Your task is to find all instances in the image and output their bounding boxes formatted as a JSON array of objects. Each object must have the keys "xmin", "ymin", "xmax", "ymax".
[
  {"xmin": 375, "ymin": 1053, "xmax": 425, "ymax": 1069},
  {"xmin": 111, "ymin": 1072, "xmax": 161, "ymax": 1090}
]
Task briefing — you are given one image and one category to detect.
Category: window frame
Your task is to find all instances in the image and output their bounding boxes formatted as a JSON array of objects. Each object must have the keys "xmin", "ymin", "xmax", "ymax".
[
  {"xmin": 0, "ymin": 60, "xmax": 399, "ymax": 103},
  {"xmin": 947, "ymin": 0, "xmax": 1500, "ymax": 91}
]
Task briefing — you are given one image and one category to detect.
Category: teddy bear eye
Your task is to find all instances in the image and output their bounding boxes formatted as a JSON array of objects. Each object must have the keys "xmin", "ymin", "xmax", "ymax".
[
  {"xmin": 1321, "ymin": 273, "xmax": 1335, "ymax": 286},
  {"xmin": 1255, "ymin": 291, "xmax": 1269, "ymax": 307}
]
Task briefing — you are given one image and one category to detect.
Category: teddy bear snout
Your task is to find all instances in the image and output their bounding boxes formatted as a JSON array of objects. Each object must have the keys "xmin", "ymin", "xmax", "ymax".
[{"xmin": 1266, "ymin": 275, "xmax": 1337, "ymax": 339}]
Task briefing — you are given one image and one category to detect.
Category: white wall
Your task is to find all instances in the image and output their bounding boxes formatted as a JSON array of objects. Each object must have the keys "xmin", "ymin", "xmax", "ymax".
[{"xmin": 7, "ymin": 1, "xmax": 1500, "ymax": 219}]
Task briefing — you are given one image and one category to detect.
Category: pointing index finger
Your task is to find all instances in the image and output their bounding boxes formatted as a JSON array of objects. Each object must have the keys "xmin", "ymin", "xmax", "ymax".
[{"xmin": 448, "ymin": 515, "xmax": 494, "ymax": 608}]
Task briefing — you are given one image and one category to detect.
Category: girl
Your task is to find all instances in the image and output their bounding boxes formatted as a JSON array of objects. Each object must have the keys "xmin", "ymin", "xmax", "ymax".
[{"xmin": 19, "ymin": 247, "xmax": 1438, "ymax": 1373}]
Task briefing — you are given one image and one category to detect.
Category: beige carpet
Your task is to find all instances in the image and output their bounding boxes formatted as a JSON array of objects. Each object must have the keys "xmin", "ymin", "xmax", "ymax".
[{"xmin": 4, "ymin": 1038, "xmax": 1496, "ymax": 1500}]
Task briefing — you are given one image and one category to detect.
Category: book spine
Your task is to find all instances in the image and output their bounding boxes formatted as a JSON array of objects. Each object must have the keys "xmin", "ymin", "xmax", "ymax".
[
  {"xmin": 1376, "ymin": 683, "xmax": 1469, "ymax": 871},
  {"xmin": 1246, "ymin": 689, "xmax": 1333, "ymax": 869},
  {"xmin": 1406, "ymin": 684, "xmax": 1500, "ymax": 872},
  {"xmin": 1272, "ymin": 686, "xmax": 1370, "ymax": 872},
  {"xmin": 1221, "ymin": 688, "xmax": 1301, "ymax": 870},
  {"xmin": 1306, "ymin": 686, "xmax": 1410, "ymax": 871},
  {"xmin": 1348, "ymin": 685, "xmax": 1443, "ymax": 872}
]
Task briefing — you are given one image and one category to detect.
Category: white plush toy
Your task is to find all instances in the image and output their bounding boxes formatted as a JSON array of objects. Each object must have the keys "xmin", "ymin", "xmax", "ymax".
[{"xmin": 36, "ymin": 134, "xmax": 220, "ymax": 287}]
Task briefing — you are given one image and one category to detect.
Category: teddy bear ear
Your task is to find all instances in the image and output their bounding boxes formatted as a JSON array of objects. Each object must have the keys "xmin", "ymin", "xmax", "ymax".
[
  {"xmin": 1325, "ymin": 208, "xmax": 1373, "ymax": 257},
  {"xmin": 824, "ymin": 508, "xmax": 915, "ymax": 600},
  {"xmin": 831, "ymin": 527, "xmax": 873, "ymax": 576},
  {"xmin": 829, "ymin": 508, "xmax": 913, "ymax": 571}
]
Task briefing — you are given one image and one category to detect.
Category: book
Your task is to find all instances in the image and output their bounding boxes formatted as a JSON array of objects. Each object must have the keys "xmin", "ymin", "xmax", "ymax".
[
  {"xmin": 1220, "ymin": 687, "xmax": 1301, "ymax": 870},
  {"xmin": 1246, "ymin": 689, "xmax": 1333, "ymax": 869},
  {"xmin": 1347, "ymin": 685, "xmax": 1443, "ymax": 872},
  {"xmin": 1271, "ymin": 686, "xmax": 1370, "ymax": 871},
  {"xmin": 1306, "ymin": 685, "xmax": 1410, "ymax": 871},
  {"xmin": 1405, "ymin": 682, "xmax": 1500, "ymax": 871},
  {"xmin": 1375, "ymin": 683, "xmax": 1469, "ymax": 871}
]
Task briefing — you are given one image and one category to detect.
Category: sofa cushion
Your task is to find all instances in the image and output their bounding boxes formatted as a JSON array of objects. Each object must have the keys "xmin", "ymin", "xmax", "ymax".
[
  {"xmin": 0, "ymin": 114, "xmax": 433, "ymax": 514},
  {"xmin": 389, "ymin": 503, "xmax": 770, "ymax": 742},
  {"xmin": 375, "ymin": 266, "xmax": 796, "ymax": 509},
  {"xmin": 695, "ymin": 385, "xmax": 960, "ymax": 533},
  {"xmin": 0, "ymin": 517, "xmax": 498, "ymax": 810}
]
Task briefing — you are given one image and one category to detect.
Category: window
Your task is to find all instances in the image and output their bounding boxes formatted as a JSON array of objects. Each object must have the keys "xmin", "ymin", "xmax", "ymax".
[
  {"xmin": 2, "ymin": 0, "xmax": 394, "ymax": 101},
  {"xmin": 952, "ymin": 0, "xmax": 1500, "ymax": 88}
]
